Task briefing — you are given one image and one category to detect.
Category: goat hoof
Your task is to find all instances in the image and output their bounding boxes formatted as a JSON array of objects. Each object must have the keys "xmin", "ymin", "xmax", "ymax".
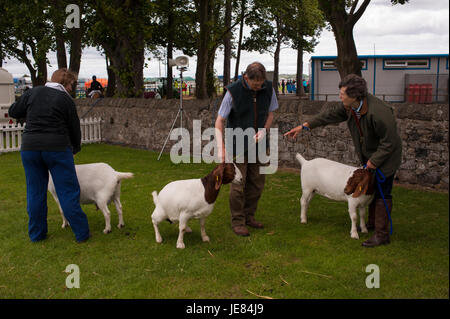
[
  {"xmin": 117, "ymin": 223, "xmax": 125, "ymax": 229},
  {"xmin": 202, "ymin": 236, "xmax": 210, "ymax": 242},
  {"xmin": 351, "ymin": 233, "xmax": 359, "ymax": 240},
  {"xmin": 103, "ymin": 229, "xmax": 112, "ymax": 234},
  {"xmin": 301, "ymin": 220, "xmax": 307, "ymax": 224},
  {"xmin": 176, "ymin": 243, "xmax": 185, "ymax": 249}
]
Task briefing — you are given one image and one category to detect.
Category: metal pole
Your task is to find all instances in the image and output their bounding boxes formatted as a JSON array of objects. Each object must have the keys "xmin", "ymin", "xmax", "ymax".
[
  {"xmin": 157, "ymin": 107, "xmax": 182, "ymax": 161},
  {"xmin": 180, "ymin": 68, "xmax": 183, "ymax": 131},
  {"xmin": 157, "ymin": 67, "xmax": 186, "ymax": 161}
]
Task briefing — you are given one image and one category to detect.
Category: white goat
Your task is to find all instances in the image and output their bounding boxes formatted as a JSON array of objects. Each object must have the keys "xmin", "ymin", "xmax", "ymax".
[
  {"xmin": 48, "ymin": 163, "xmax": 134, "ymax": 234},
  {"xmin": 295, "ymin": 153, "xmax": 375, "ymax": 239},
  {"xmin": 151, "ymin": 163, "xmax": 243, "ymax": 249}
]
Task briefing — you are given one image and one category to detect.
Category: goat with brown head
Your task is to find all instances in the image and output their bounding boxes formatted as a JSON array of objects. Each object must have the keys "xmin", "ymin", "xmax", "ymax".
[
  {"xmin": 344, "ymin": 168, "xmax": 375, "ymax": 198},
  {"xmin": 151, "ymin": 162, "xmax": 242, "ymax": 248},
  {"xmin": 202, "ymin": 163, "xmax": 241, "ymax": 204}
]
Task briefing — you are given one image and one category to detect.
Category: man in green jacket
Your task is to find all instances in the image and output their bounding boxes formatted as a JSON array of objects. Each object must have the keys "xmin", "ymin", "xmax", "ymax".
[{"xmin": 284, "ymin": 74, "xmax": 402, "ymax": 247}]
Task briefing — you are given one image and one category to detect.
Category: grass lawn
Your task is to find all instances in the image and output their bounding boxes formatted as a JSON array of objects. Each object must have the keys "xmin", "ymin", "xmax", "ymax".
[{"xmin": 0, "ymin": 144, "xmax": 448, "ymax": 299}]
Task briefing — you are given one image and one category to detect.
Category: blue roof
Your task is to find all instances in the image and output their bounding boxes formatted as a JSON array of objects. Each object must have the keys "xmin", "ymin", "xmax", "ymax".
[{"xmin": 311, "ymin": 53, "xmax": 449, "ymax": 60}]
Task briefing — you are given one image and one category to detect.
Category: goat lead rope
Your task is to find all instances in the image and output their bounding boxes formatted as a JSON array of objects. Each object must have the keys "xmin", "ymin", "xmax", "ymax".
[
  {"xmin": 375, "ymin": 168, "xmax": 393, "ymax": 235},
  {"xmin": 364, "ymin": 165, "xmax": 393, "ymax": 235}
]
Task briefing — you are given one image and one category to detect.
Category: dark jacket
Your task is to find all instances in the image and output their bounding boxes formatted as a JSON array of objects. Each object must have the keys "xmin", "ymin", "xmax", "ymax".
[
  {"xmin": 226, "ymin": 79, "xmax": 272, "ymax": 131},
  {"xmin": 8, "ymin": 86, "xmax": 82, "ymax": 154},
  {"xmin": 308, "ymin": 94, "xmax": 402, "ymax": 177},
  {"xmin": 225, "ymin": 79, "xmax": 272, "ymax": 156},
  {"xmin": 90, "ymin": 80, "xmax": 103, "ymax": 91}
]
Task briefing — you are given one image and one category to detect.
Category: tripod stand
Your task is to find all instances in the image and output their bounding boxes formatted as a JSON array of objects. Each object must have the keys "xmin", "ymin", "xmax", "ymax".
[{"xmin": 157, "ymin": 66, "xmax": 187, "ymax": 161}]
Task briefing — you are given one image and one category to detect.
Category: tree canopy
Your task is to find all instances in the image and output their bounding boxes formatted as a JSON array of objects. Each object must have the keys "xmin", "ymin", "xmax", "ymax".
[{"xmin": 0, "ymin": 0, "xmax": 410, "ymax": 97}]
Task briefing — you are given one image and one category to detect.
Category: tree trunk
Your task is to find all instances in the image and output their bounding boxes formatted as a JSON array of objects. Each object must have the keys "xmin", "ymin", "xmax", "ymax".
[
  {"xmin": 105, "ymin": 55, "xmax": 116, "ymax": 97},
  {"xmin": 272, "ymin": 17, "xmax": 281, "ymax": 95},
  {"xmin": 234, "ymin": 0, "xmax": 245, "ymax": 81},
  {"xmin": 106, "ymin": 38, "xmax": 144, "ymax": 98},
  {"xmin": 206, "ymin": 48, "xmax": 217, "ymax": 97},
  {"xmin": 195, "ymin": 0, "xmax": 211, "ymax": 99},
  {"xmin": 166, "ymin": 0, "xmax": 174, "ymax": 99},
  {"xmin": 296, "ymin": 43, "xmax": 304, "ymax": 96},
  {"xmin": 55, "ymin": 28, "xmax": 67, "ymax": 69},
  {"xmin": 35, "ymin": 55, "xmax": 47, "ymax": 86},
  {"xmin": 223, "ymin": 0, "xmax": 232, "ymax": 90},
  {"xmin": 332, "ymin": 21, "xmax": 361, "ymax": 78},
  {"xmin": 94, "ymin": 2, "xmax": 145, "ymax": 97},
  {"xmin": 68, "ymin": 23, "xmax": 82, "ymax": 76},
  {"xmin": 50, "ymin": 0, "xmax": 67, "ymax": 70},
  {"xmin": 318, "ymin": 0, "xmax": 370, "ymax": 79}
]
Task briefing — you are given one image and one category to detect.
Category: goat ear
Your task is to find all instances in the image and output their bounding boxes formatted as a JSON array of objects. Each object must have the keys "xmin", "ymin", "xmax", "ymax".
[
  {"xmin": 344, "ymin": 175, "xmax": 356, "ymax": 195},
  {"xmin": 352, "ymin": 182, "xmax": 363, "ymax": 198},
  {"xmin": 214, "ymin": 165, "xmax": 224, "ymax": 190},
  {"xmin": 354, "ymin": 172, "xmax": 372, "ymax": 197},
  {"xmin": 353, "ymin": 174, "xmax": 371, "ymax": 197}
]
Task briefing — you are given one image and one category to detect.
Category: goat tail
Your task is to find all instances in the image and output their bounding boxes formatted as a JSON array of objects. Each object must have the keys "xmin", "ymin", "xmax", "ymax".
[
  {"xmin": 295, "ymin": 153, "xmax": 307, "ymax": 166},
  {"xmin": 152, "ymin": 191, "xmax": 159, "ymax": 206},
  {"xmin": 116, "ymin": 172, "xmax": 134, "ymax": 180}
]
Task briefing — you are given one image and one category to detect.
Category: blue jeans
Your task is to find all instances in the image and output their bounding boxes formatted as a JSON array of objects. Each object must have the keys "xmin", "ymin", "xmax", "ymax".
[{"xmin": 20, "ymin": 148, "xmax": 90, "ymax": 242}]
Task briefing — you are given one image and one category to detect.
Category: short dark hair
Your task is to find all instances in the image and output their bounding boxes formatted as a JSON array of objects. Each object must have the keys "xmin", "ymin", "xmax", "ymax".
[
  {"xmin": 339, "ymin": 74, "xmax": 368, "ymax": 100},
  {"xmin": 245, "ymin": 62, "xmax": 266, "ymax": 81}
]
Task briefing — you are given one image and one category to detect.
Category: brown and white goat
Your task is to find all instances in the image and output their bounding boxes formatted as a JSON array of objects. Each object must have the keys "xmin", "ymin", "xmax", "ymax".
[
  {"xmin": 296, "ymin": 153, "xmax": 375, "ymax": 239},
  {"xmin": 151, "ymin": 163, "xmax": 243, "ymax": 248}
]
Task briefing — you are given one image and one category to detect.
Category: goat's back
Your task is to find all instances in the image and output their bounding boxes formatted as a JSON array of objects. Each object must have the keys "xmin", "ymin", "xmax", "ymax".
[
  {"xmin": 300, "ymin": 158, "xmax": 356, "ymax": 201},
  {"xmin": 155, "ymin": 179, "xmax": 214, "ymax": 220},
  {"xmin": 48, "ymin": 163, "xmax": 133, "ymax": 204}
]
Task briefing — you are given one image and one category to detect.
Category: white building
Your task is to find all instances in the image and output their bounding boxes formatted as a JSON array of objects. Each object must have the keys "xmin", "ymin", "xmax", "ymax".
[
  {"xmin": 0, "ymin": 68, "xmax": 15, "ymax": 126},
  {"xmin": 309, "ymin": 54, "xmax": 449, "ymax": 103}
]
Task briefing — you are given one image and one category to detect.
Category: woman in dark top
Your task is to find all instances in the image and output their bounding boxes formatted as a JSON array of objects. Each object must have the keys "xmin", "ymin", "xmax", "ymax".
[{"xmin": 9, "ymin": 68, "xmax": 90, "ymax": 243}]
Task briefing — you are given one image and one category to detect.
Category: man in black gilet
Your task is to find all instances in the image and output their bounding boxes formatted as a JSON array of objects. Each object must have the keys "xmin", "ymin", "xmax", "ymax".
[{"xmin": 215, "ymin": 62, "xmax": 279, "ymax": 237}]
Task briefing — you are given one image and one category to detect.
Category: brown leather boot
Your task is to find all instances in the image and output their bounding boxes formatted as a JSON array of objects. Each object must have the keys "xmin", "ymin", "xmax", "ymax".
[
  {"xmin": 362, "ymin": 199, "xmax": 392, "ymax": 247},
  {"xmin": 232, "ymin": 225, "xmax": 250, "ymax": 237},
  {"xmin": 246, "ymin": 216, "xmax": 264, "ymax": 229},
  {"xmin": 366, "ymin": 199, "xmax": 376, "ymax": 231}
]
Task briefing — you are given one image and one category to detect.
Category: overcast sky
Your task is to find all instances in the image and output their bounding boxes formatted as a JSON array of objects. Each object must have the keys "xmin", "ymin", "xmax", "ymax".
[{"xmin": 3, "ymin": 0, "xmax": 449, "ymax": 80}]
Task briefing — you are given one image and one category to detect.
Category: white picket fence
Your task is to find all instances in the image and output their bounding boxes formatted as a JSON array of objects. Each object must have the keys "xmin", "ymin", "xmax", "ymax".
[{"xmin": 0, "ymin": 117, "xmax": 102, "ymax": 154}]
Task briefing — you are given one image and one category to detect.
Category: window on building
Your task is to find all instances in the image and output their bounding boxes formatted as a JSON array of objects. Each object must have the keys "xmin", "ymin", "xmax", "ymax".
[
  {"xmin": 321, "ymin": 59, "xmax": 367, "ymax": 70},
  {"xmin": 384, "ymin": 59, "xmax": 429, "ymax": 69},
  {"xmin": 322, "ymin": 60, "xmax": 336, "ymax": 69}
]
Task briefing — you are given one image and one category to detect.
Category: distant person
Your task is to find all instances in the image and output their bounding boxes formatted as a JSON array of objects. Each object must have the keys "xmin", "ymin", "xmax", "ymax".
[
  {"xmin": 281, "ymin": 79, "xmax": 286, "ymax": 94},
  {"xmin": 8, "ymin": 68, "xmax": 91, "ymax": 243},
  {"xmin": 90, "ymin": 75, "xmax": 103, "ymax": 93}
]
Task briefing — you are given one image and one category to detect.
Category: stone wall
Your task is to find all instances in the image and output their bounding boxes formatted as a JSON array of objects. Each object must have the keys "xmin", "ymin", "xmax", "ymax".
[{"xmin": 75, "ymin": 97, "xmax": 449, "ymax": 190}]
